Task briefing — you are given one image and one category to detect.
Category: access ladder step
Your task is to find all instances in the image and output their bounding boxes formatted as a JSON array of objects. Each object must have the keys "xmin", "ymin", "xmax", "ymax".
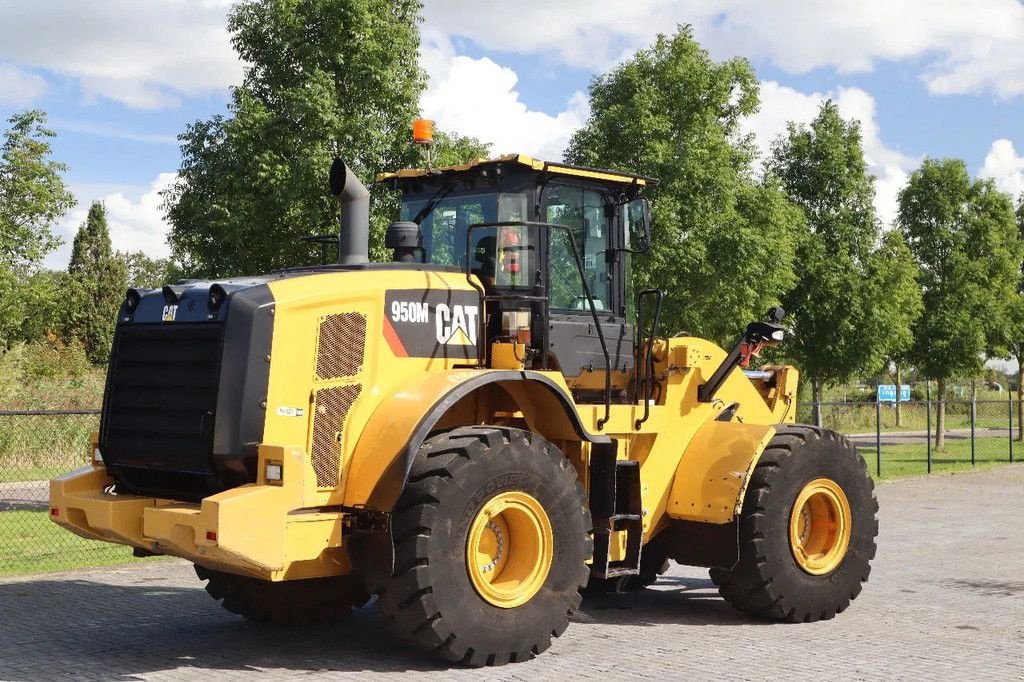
[{"xmin": 588, "ymin": 442, "xmax": 643, "ymax": 580}]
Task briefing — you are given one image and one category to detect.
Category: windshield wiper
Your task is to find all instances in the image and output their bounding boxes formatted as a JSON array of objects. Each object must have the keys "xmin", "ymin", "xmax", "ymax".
[{"xmin": 412, "ymin": 181, "xmax": 457, "ymax": 225}]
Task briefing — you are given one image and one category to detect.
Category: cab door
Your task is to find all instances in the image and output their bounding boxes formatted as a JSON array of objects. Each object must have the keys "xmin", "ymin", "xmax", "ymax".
[{"xmin": 541, "ymin": 183, "xmax": 634, "ymax": 398}]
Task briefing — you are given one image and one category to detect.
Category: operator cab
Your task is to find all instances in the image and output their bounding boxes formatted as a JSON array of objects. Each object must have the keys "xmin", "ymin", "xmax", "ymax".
[{"xmin": 378, "ymin": 154, "xmax": 654, "ymax": 405}]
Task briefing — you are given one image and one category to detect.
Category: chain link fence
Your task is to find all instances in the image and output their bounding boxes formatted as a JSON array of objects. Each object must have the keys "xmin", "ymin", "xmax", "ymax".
[
  {"xmin": 0, "ymin": 410, "xmax": 137, "ymax": 576},
  {"xmin": 796, "ymin": 398, "xmax": 1019, "ymax": 478}
]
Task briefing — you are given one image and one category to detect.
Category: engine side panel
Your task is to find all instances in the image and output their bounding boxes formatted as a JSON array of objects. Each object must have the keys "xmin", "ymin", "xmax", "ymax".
[{"xmin": 261, "ymin": 269, "xmax": 485, "ymax": 508}]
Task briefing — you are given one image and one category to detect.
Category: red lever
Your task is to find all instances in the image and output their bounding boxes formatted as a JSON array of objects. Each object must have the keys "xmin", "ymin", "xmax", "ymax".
[{"xmin": 739, "ymin": 341, "xmax": 765, "ymax": 368}]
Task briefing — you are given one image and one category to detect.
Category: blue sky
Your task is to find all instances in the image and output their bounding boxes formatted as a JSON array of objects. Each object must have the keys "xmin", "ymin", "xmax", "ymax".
[{"xmin": 0, "ymin": 0, "xmax": 1022, "ymax": 269}]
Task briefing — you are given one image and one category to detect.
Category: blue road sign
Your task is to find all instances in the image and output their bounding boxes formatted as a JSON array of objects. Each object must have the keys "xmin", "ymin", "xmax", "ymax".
[{"xmin": 877, "ymin": 384, "xmax": 911, "ymax": 402}]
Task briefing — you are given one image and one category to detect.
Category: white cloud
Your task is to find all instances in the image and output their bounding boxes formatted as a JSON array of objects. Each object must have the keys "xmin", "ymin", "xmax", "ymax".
[
  {"xmin": 0, "ymin": 1, "xmax": 239, "ymax": 109},
  {"xmin": 422, "ymin": 0, "xmax": 1024, "ymax": 98},
  {"xmin": 419, "ymin": 30, "xmax": 588, "ymax": 161},
  {"xmin": 45, "ymin": 173, "xmax": 176, "ymax": 270},
  {"xmin": 743, "ymin": 82, "xmax": 917, "ymax": 226},
  {"xmin": 743, "ymin": 82, "xmax": 824, "ymax": 158},
  {"xmin": 0, "ymin": 62, "xmax": 46, "ymax": 105},
  {"xmin": 832, "ymin": 88, "xmax": 917, "ymax": 227},
  {"xmin": 0, "ymin": 0, "xmax": 1018, "ymax": 116},
  {"xmin": 980, "ymin": 139, "xmax": 1024, "ymax": 201}
]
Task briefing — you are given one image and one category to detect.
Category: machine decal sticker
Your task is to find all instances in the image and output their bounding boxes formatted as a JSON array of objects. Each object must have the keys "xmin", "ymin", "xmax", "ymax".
[
  {"xmin": 161, "ymin": 304, "xmax": 178, "ymax": 322},
  {"xmin": 276, "ymin": 406, "xmax": 305, "ymax": 417},
  {"xmin": 384, "ymin": 289, "xmax": 481, "ymax": 360}
]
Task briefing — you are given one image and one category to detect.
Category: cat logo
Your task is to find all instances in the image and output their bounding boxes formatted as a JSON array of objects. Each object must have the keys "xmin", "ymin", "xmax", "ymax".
[
  {"xmin": 383, "ymin": 290, "xmax": 481, "ymax": 360},
  {"xmin": 435, "ymin": 303, "xmax": 479, "ymax": 346},
  {"xmin": 162, "ymin": 304, "xmax": 178, "ymax": 322}
]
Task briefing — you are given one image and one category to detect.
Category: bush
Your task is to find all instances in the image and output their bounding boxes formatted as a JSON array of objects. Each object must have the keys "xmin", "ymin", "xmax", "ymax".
[
  {"xmin": 23, "ymin": 337, "xmax": 91, "ymax": 379},
  {"xmin": 0, "ymin": 340, "xmax": 104, "ymax": 410}
]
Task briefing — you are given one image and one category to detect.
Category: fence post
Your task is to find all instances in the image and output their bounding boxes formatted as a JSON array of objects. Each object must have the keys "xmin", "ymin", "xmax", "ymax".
[
  {"xmin": 926, "ymin": 381, "xmax": 932, "ymax": 474},
  {"xmin": 875, "ymin": 395, "xmax": 882, "ymax": 478},
  {"xmin": 1010, "ymin": 391, "xmax": 1014, "ymax": 464},
  {"xmin": 970, "ymin": 380, "xmax": 976, "ymax": 466}
]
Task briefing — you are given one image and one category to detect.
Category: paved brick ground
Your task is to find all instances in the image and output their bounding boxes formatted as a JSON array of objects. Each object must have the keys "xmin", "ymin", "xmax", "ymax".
[{"xmin": 2, "ymin": 465, "xmax": 1023, "ymax": 681}]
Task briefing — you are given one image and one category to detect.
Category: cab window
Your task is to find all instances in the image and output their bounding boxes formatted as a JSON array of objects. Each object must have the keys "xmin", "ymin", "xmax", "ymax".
[
  {"xmin": 400, "ymin": 189, "xmax": 534, "ymax": 291},
  {"xmin": 543, "ymin": 184, "xmax": 611, "ymax": 312}
]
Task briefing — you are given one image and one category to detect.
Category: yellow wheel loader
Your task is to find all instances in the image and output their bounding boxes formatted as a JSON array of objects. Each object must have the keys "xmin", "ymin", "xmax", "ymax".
[{"xmin": 50, "ymin": 131, "xmax": 877, "ymax": 665}]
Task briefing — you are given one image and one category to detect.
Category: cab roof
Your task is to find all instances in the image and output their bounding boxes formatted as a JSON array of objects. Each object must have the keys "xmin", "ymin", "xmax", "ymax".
[{"xmin": 375, "ymin": 153, "xmax": 655, "ymax": 187}]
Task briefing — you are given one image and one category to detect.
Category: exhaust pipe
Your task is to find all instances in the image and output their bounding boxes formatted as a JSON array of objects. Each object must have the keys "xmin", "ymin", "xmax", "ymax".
[{"xmin": 328, "ymin": 158, "xmax": 370, "ymax": 265}]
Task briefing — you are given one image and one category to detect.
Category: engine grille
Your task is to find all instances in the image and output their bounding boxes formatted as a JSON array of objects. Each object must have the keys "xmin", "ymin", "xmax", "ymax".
[
  {"xmin": 100, "ymin": 323, "xmax": 224, "ymax": 477},
  {"xmin": 315, "ymin": 312, "xmax": 366, "ymax": 380},
  {"xmin": 311, "ymin": 384, "xmax": 362, "ymax": 487}
]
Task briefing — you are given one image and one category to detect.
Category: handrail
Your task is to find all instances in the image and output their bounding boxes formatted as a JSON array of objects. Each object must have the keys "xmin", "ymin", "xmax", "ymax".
[
  {"xmin": 464, "ymin": 220, "xmax": 613, "ymax": 429},
  {"xmin": 634, "ymin": 289, "xmax": 664, "ymax": 429}
]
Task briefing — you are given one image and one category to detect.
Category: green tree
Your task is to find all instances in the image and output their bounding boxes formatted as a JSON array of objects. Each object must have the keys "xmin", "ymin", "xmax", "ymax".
[
  {"xmin": 64, "ymin": 203, "xmax": 127, "ymax": 364},
  {"xmin": 165, "ymin": 0, "xmax": 425, "ymax": 277},
  {"xmin": 767, "ymin": 101, "xmax": 922, "ymax": 424},
  {"xmin": 565, "ymin": 26, "xmax": 801, "ymax": 342},
  {"xmin": 0, "ymin": 265, "xmax": 29, "ymax": 347},
  {"xmin": 119, "ymin": 250, "xmax": 182, "ymax": 289},
  {"xmin": 14, "ymin": 269, "xmax": 72, "ymax": 343},
  {"xmin": 0, "ymin": 110, "xmax": 75, "ymax": 267},
  {"xmin": 868, "ymin": 231, "xmax": 924, "ymax": 426},
  {"xmin": 0, "ymin": 110, "xmax": 75, "ymax": 348},
  {"xmin": 899, "ymin": 160, "xmax": 1022, "ymax": 449},
  {"xmin": 430, "ymin": 130, "xmax": 491, "ymax": 167},
  {"xmin": 0, "ymin": 263, "xmax": 71, "ymax": 350}
]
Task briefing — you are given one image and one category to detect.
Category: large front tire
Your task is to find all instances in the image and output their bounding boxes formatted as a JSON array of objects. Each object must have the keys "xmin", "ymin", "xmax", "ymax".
[
  {"xmin": 710, "ymin": 425, "xmax": 878, "ymax": 622},
  {"xmin": 371, "ymin": 426, "xmax": 591, "ymax": 666}
]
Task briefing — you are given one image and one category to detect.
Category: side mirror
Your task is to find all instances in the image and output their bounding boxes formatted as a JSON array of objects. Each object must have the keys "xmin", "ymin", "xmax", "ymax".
[
  {"xmin": 626, "ymin": 197, "xmax": 652, "ymax": 253},
  {"xmin": 745, "ymin": 307, "xmax": 787, "ymax": 345}
]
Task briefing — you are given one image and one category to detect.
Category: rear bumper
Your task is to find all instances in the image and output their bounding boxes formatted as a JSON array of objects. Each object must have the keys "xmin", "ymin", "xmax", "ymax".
[{"xmin": 49, "ymin": 448, "xmax": 351, "ymax": 581}]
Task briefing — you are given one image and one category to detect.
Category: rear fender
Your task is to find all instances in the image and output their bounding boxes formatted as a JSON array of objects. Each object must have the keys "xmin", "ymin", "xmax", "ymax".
[{"xmin": 343, "ymin": 370, "xmax": 608, "ymax": 512}]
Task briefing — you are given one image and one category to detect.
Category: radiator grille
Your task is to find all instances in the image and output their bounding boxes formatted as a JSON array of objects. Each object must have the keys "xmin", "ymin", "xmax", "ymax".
[
  {"xmin": 100, "ymin": 323, "xmax": 223, "ymax": 475},
  {"xmin": 311, "ymin": 383, "xmax": 362, "ymax": 487},
  {"xmin": 315, "ymin": 312, "xmax": 366, "ymax": 380}
]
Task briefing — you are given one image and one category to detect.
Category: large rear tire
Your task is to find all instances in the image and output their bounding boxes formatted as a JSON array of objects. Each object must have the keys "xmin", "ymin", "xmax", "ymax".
[
  {"xmin": 194, "ymin": 565, "xmax": 369, "ymax": 625},
  {"xmin": 710, "ymin": 425, "xmax": 877, "ymax": 622},
  {"xmin": 370, "ymin": 426, "xmax": 591, "ymax": 666}
]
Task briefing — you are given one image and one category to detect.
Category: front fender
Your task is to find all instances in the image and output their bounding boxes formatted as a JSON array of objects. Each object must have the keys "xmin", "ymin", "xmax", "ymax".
[{"xmin": 667, "ymin": 420, "xmax": 776, "ymax": 524}]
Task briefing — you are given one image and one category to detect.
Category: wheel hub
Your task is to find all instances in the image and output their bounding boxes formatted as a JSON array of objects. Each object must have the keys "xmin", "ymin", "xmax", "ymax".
[
  {"xmin": 788, "ymin": 477, "xmax": 852, "ymax": 575},
  {"xmin": 466, "ymin": 491, "xmax": 553, "ymax": 608}
]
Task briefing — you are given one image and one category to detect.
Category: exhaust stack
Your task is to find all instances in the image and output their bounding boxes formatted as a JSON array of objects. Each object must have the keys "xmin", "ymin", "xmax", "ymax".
[{"xmin": 328, "ymin": 158, "xmax": 370, "ymax": 265}]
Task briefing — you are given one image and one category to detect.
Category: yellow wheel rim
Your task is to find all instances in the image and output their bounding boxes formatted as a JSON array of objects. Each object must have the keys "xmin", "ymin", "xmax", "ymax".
[
  {"xmin": 466, "ymin": 491, "xmax": 553, "ymax": 608},
  {"xmin": 789, "ymin": 478, "xmax": 852, "ymax": 575}
]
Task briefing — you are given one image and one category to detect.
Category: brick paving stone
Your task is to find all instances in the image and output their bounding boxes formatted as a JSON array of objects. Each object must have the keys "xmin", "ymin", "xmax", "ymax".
[{"xmin": 1, "ymin": 464, "xmax": 1023, "ymax": 681}]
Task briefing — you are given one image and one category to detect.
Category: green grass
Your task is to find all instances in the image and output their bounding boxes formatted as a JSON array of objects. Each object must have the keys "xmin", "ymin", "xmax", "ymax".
[
  {"xmin": 0, "ymin": 510, "xmax": 156, "ymax": 577},
  {"xmin": 857, "ymin": 435, "xmax": 1021, "ymax": 479}
]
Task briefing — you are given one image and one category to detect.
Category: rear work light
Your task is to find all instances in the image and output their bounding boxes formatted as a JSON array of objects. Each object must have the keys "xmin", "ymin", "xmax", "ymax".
[{"xmin": 265, "ymin": 461, "xmax": 283, "ymax": 483}]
